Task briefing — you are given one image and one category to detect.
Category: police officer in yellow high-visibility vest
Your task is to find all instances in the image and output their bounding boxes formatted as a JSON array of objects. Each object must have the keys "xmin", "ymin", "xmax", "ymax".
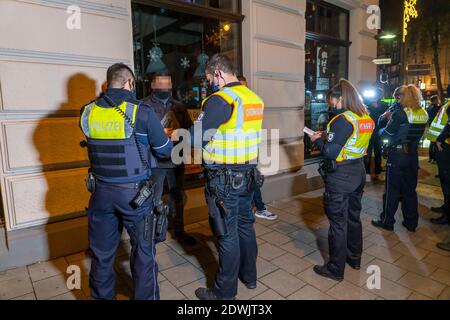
[
  {"xmin": 308, "ymin": 79, "xmax": 374, "ymax": 281},
  {"xmin": 372, "ymin": 85, "xmax": 429, "ymax": 233},
  {"xmin": 426, "ymin": 101, "xmax": 450, "ymax": 224},
  {"xmin": 435, "ymin": 118, "xmax": 450, "ymax": 251},
  {"xmin": 191, "ymin": 54, "xmax": 264, "ymax": 300},
  {"xmin": 80, "ymin": 63, "xmax": 173, "ymax": 300}
]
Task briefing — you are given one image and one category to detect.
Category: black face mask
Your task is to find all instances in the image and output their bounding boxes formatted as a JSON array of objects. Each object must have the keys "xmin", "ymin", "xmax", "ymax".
[
  {"xmin": 153, "ymin": 90, "xmax": 171, "ymax": 100},
  {"xmin": 329, "ymin": 107, "xmax": 345, "ymax": 118}
]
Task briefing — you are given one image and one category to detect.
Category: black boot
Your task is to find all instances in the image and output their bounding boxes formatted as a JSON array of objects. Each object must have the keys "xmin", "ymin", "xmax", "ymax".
[
  {"xmin": 313, "ymin": 265, "xmax": 343, "ymax": 281},
  {"xmin": 371, "ymin": 219, "xmax": 394, "ymax": 231},
  {"xmin": 195, "ymin": 288, "xmax": 235, "ymax": 300},
  {"xmin": 430, "ymin": 215, "xmax": 448, "ymax": 225}
]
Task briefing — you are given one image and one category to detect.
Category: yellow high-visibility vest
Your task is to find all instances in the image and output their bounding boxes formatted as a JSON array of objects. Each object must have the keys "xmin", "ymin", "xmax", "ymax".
[
  {"xmin": 202, "ymin": 85, "xmax": 264, "ymax": 164},
  {"xmin": 80, "ymin": 101, "xmax": 137, "ymax": 139},
  {"xmin": 327, "ymin": 110, "xmax": 375, "ymax": 163},
  {"xmin": 426, "ymin": 102, "xmax": 449, "ymax": 143}
]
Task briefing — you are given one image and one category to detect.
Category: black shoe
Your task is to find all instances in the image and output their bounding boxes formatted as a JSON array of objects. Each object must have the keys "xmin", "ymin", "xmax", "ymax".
[
  {"xmin": 313, "ymin": 265, "xmax": 343, "ymax": 281},
  {"xmin": 371, "ymin": 219, "xmax": 394, "ymax": 231},
  {"xmin": 195, "ymin": 288, "xmax": 235, "ymax": 300},
  {"xmin": 175, "ymin": 232, "xmax": 198, "ymax": 246},
  {"xmin": 244, "ymin": 282, "xmax": 257, "ymax": 290},
  {"xmin": 346, "ymin": 260, "xmax": 361, "ymax": 270},
  {"xmin": 401, "ymin": 221, "xmax": 416, "ymax": 232},
  {"xmin": 430, "ymin": 215, "xmax": 448, "ymax": 225},
  {"xmin": 431, "ymin": 206, "xmax": 444, "ymax": 214},
  {"xmin": 436, "ymin": 242, "xmax": 450, "ymax": 252}
]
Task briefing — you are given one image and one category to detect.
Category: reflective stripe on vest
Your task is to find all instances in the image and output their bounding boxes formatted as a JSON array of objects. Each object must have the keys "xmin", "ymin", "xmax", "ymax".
[
  {"xmin": 80, "ymin": 101, "xmax": 148, "ymax": 180},
  {"xmin": 202, "ymin": 85, "xmax": 264, "ymax": 164},
  {"xmin": 426, "ymin": 102, "xmax": 449, "ymax": 142},
  {"xmin": 327, "ymin": 110, "xmax": 375, "ymax": 163}
]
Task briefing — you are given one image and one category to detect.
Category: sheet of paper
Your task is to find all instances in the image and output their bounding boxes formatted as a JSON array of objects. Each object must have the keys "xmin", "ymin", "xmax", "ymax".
[{"xmin": 303, "ymin": 127, "xmax": 315, "ymax": 136}]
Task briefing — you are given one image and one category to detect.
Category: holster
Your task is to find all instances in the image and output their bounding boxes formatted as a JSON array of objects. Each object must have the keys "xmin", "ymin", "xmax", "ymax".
[
  {"xmin": 143, "ymin": 201, "xmax": 169, "ymax": 243},
  {"xmin": 247, "ymin": 167, "xmax": 265, "ymax": 192},
  {"xmin": 318, "ymin": 159, "xmax": 337, "ymax": 179},
  {"xmin": 205, "ymin": 185, "xmax": 228, "ymax": 237},
  {"xmin": 85, "ymin": 171, "xmax": 96, "ymax": 193}
]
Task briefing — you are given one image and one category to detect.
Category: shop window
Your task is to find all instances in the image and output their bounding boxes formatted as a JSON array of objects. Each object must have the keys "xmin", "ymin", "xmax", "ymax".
[
  {"xmin": 179, "ymin": 0, "xmax": 240, "ymax": 13},
  {"xmin": 132, "ymin": 1, "xmax": 242, "ymax": 186},
  {"xmin": 132, "ymin": 3, "xmax": 242, "ymax": 108},
  {"xmin": 304, "ymin": 1, "xmax": 349, "ymax": 160}
]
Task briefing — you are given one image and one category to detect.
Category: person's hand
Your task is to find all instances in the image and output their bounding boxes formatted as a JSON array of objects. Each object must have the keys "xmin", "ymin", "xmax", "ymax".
[
  {"xmin": 309, "ymin": 131, "xmax": 323, "ymax": 142},
  {"xmin": 164, "ymin": 128, "xmax": 174, "ymax": 138},
  {"xmin": 381, "ymin": 111, "xmax": 392, "ymax": 120},
  {"xmin": 436, "ymin": 141, "xmax": 443, "ymax": 152}
]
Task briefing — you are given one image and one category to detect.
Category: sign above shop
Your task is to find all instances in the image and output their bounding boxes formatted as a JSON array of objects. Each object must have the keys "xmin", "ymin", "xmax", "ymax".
[
  {"xmin": 372, "ymin": 58, "xmax": 392, "ymax": 65},
  {"xmin": 407, "ymin": 64, "xmax": 431, "ymax": 76}
]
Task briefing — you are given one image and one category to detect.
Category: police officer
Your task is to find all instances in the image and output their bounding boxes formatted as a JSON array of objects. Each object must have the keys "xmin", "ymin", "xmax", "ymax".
[
  {"xmin": 193, "ymin": 54, "xmax": 264, "ymax": 300},
  {"xmin": 364, "ymin": 87, "xmax": 388, "ymax": 176},
  {"xmin": 142, "ymin": 73, "xmax": 196, "ymax": 245},
  {"xmin": 308, "ymin": 79, "xmax": 374, "ymax": 281},
  {"xmin": 428, "ymin": 101, "xmax": 450, "ymax": 224},
  {"xmin": 80, "ymin": 63, "xmax": 173, "ymax": 300},
  {"xmin": 372, "ymin": 85, "xmax": 428, "ymax": 232},
  {"xmin": 426, "ymin": 96, "xmax": 441, "ymax": 163},
  {"xmin": 435, "ymin": 119, "xmax": 450, "ymax": 251}
]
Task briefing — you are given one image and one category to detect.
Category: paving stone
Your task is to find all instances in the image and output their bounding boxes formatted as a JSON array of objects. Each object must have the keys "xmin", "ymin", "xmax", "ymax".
[
  {"xmin": 370, "ymin": 277, "xmax": 412, "ymax": 300},
  {"xmin": 287, "ymin": 285, "xmax": 334, "ymax": 300},
  {"xmin": 251, "ymin": 289, "xmax": 285, "ymax": 300},
  {"xmin": 259, "ymin": 269, "xmax": 306, "ymax": 297},
  {"xmin": 430, "ymin": 268, "xmax": 450, "ymax": 286},
  {"xmin": 392, "ymin": 242, "xmax": 430, "ymax": 260},
  {"xmin": 438, "ymin": 287, "xmax": 450, "ymax": 300},
  {"xmin": 423, "ymin": 252, "xmax": 450, "ymax": 271},
  {"xmin": 0, "ymin": 267, "xmax": 29, "ymax": 283},
  {"xmin": 407, "ymin": 292, "xmax": 432, "ymax": 300},
  {"xmin": 258, "ymin": 243, "xmax": 286, "ymax": 261},
  {"xmin": 33, "ymin": 274, "xmax": 70, "ymax": 300},
  {"xmin": 394, "ymin": 255, "xmax": 438, "ymax": 277},
  {"xmin": 236, "ymin": 281, "xmax": 269, "ymax": 300},
  {"xmin": 367, "ymin": 259, "xmax": 408, "ymax": 282},
  {"xmin": 398, "ymin": 272, "xmax": 446, "ymax": 299},
  {"xmin": 178, "ymin": 278, "xmax": 208, "ymax": 300},
  {"xmin": 48, "ymin": 290, "xmax": 86, "ymax": 300},
  {"xmin": 297, "ymin": 267, "xmax": 339, "ymax": 291},
  {"xmin": 11, "ymin": 292, "xmax": 36, "ymax": 300},
  {"xmin": 259, "ymin": 231, "xmax": 292, "ymax": 246},
  {"xmin": 256, "ymin": 257, "xmax": 278, "ymax": 278},
  {"xmin": 365, "ymin": 245, "xmax": 403, "ymax": 263},
  {"xmin": 280, "ymin": 240, "xmax": 316, "ymax": 258},
  {"xmin": 326, "ymin": 281, "xmax": 378, "ymax": 300},
  {"xmin": 156, "ymin": 249, "xmax": 188, "ymax": 271},
  {"xmin": 270, "ymin": 221, "xmax": 301, "ymax": 235},
  {"xmin": 27, "ymin": 258, "xmax": 68, "ymax": 282},
  {"xmin": 0, "ymin": 276, "xmax": 33, "ymax": 300},
  {"xmin": 160, "ymin": 280, "xmax": 186, "ymax": 300},
  {"xmin": 271, "ymin": 253, "xmax": 312, "ymax": 275},
  {"xmin": 161, "ymin": 263, "xmax": 205, "ymax": 288}
]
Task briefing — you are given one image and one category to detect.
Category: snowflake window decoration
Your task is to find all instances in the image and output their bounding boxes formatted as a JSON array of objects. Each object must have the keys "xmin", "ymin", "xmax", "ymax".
[{"xmin": 180, "ymin": 57, "xmax": 191, "ymax": 69}]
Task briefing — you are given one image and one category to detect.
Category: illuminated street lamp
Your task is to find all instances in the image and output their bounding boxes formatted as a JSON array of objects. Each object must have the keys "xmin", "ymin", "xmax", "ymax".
[{"xmin": 379, "ymin": 34, "xmax": 396, "ymax": 40}]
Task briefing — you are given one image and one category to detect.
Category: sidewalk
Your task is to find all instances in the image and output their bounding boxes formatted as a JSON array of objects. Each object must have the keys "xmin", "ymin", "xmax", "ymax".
[{"xmin": 1, "ymin": 179, "xmax": 450, "ymax": 300}]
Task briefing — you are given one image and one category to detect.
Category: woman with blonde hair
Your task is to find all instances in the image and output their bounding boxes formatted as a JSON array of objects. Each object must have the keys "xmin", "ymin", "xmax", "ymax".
[
  {"xmin": 307, "ymin": 79, "xmax": 375, "ymax": 280},
  {"xmin": 372, "ymin": 85, "xmax": 428, "ymax": 232}
]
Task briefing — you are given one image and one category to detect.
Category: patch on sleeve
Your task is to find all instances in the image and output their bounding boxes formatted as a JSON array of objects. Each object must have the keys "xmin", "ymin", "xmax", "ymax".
[
  {"xmin": 197, "ymin": 111, "xmax": 205, "ymax": 121},
  {"xmin": 327, "ymin": 132, "xmax": 335, "ymax": 142}
]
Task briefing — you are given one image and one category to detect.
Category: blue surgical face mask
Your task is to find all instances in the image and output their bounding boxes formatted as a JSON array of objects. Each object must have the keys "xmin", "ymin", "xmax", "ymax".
[{"xmin": 210, "ymin": 80, "xmax": 220, "ymax": 93}]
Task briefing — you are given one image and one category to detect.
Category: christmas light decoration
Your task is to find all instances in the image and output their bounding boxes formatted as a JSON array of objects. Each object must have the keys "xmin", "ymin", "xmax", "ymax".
[{"xmin": 403, "ymin": 0, "xmax": 419, "ymax": 43}]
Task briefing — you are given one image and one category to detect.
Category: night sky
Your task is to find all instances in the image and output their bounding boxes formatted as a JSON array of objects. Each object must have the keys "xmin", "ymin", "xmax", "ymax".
[{"xmin": 380, "ymin": 0, "xmax": 404, "ymax": 34}]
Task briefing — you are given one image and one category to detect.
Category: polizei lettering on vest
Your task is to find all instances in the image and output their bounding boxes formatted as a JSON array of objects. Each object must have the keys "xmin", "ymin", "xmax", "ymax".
[{"xmin": 91, "ymin": 121, "xmax": 123, "ymax": 133}]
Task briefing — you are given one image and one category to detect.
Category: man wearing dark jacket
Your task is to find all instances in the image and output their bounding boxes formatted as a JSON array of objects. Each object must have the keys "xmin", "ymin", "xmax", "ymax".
[
  {"xmin": 143, "ymin": 73, "xmax": 196, "ymax": 245},
  {"xmin": 427, "ymin": 95, "xmax": 441, "ymax": 163}
]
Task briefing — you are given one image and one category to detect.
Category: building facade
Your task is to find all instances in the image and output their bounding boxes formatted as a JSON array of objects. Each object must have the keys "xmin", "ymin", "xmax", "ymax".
[{"xmin": 0, "ymin": 0, "xmax": 378, "ymax": 270}]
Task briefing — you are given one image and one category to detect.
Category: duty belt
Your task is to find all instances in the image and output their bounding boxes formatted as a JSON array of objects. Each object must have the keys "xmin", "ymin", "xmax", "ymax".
[{"xmin": 97, "ymin": 180, "xmax": 144, "ymax": 189}]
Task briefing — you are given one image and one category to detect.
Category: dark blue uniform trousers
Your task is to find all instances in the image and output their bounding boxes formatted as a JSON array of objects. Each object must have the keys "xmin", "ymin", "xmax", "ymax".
[
  {"xmin": 207, "ymin": 174, "xmax": 258, "ymax": 298},
  {"xmin": 380, "ymin": 151, "xmax": 419, "ymax": 229},
  {"xmin": 324, "ymin": 160, "xmax": 366, "ymax": 277},
  {"xmin": 87, "ymin": 182, "xmax": 159, "ymax": 300}
]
